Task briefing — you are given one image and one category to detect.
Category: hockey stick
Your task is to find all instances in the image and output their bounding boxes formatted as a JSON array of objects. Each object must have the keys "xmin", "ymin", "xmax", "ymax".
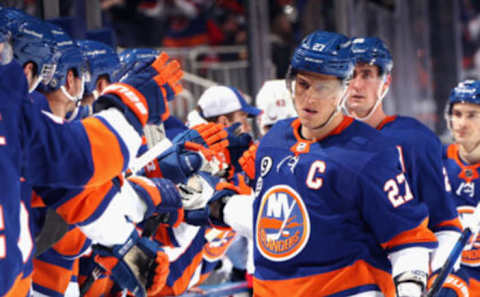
[{"xmin": 425, "ymin": 202, "xmax": 480, "ymax": 297}]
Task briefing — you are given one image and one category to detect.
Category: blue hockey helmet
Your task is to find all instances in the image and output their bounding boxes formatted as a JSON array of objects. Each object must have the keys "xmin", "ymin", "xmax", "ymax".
[
  {"xmin": 116, "ymin": 48, "xmax": 159, "ymax": 82},
  {"xmin": 289, "ymin": 30, "xmax": 354, "ymax": 81},
  {"xmin": 77, "ymin": 39, "xmax": 120, "ymax": 94},
  {"xmin": 349, "ymin": 37, "xmax": 393, "ymax": 75},
  {"xmin": 11, "ymin": 19, "xmax": 60, "ymax": 92},
  {"xmin": 447, "ymin": 80, "xmax": 480, "ymax": 113},
  {"xmin": 41, "ymin": 24, "xmax": 87, "ymax": 93}
]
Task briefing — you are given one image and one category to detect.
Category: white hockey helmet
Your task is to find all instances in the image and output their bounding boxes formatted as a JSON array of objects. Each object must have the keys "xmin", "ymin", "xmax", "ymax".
[{"xmin": 256, "ymin": 79, "xmax": 297, "ymax": 135}]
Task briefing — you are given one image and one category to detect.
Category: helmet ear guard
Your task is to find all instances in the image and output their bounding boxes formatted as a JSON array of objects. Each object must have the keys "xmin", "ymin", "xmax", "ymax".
[{"xmin": 77, "ymin": 39, "xmax": 120, "ymax": 95}]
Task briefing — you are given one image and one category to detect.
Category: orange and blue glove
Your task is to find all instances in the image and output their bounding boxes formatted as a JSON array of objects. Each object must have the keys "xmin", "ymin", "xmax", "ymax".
[{"xmin": 94, "ymin": 52, "xmax": 183, "ymax": 134}]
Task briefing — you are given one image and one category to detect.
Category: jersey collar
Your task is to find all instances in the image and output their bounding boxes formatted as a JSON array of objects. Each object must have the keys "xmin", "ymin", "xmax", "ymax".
[
  {"xmin": 289, "ymin": 116, "xmax": 354, "ymax": 155},
  {"xmin": 376, "ymin": 115, "xmax": 397, "ymax": 130},
  {"xmin": 447, "ymin": 143, "xmax": 480, "ymax": 183}
]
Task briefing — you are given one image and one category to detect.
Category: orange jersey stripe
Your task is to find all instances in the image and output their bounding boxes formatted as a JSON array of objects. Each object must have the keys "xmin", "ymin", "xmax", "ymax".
[
  {"xmin": 3, "ymin": 273, "xmax": 31, "ymax": 297},
  {"xmin": 434, "ymin": 217, "xmax": 463, "ymax": 231},
  {"xmin": 381, "ymin": 218, "xmax": 437, "ymax": 250},
  {"xmin": 52, "ymin": 227, "xmax": 88, "ymax": 257},
  {"xmin": 32, "ymin": 258, "xmax": 72, "ymax": 294},
  {"xmin": 56, "ymin": 181, "xmax": 113, "ymax": 225},
  {"xmin": 253, "ymin": 260, "xmax": 395, "ymax": 297},
  {"xmin": 155, "ymin": 251, "xmax": 204, "ymax": 296},
  {"xmin": 82, "ymin": 117, "xmax": 125, "ymax": 187}
]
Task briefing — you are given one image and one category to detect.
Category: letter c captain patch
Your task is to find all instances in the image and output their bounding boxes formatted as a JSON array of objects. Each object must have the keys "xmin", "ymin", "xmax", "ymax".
[{"xmin": 256, "ymin": 185, "xmax": 310, "ymax": 261}]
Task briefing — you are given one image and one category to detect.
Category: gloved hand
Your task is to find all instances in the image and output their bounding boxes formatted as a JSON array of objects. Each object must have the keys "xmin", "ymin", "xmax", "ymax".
[
  {"xmin": 178, "ymin": 171, "xmax": 219, "ymax": 210},
  {"xmin": 239, "ymin": 143, "xmax": 258, "ymax": 180},
  {"xmin": 183, "ymin": 174, "xmax": 251, "ymax": 229},
  {"xmin": 155, "ymin": 123, "xmax": 229, "ymax": 183},
  {"xmin": 128, "ymin": 176, "xmax": 184, "ymax": 227},
  {"xmin": 176, "ymin": 122, "xmax": 229, "ymax": 152},
  {"xmin": 223, "ymin": 123, "xmax": 253, "ymax": 178},
  {"xmin": 394, "ymin": 270, "xmax": 427, "ymax": 297},
  {"xmin": 94, "ymin": 52, "xmax": 183, "ymax": 133},
  {"xmin": 92, "ymin": 230, "xmax": 169, "ymax": 297}
]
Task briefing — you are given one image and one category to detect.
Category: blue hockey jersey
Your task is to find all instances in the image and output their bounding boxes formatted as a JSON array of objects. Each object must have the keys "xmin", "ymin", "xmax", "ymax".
[
  {"xmin": 377, "ymin": 115, "xmax": 461, "ymax": 233},
  {"xmin": 0, "ymin": 60, "xmax": 144, "ymax": 297},
  {"xmin": 443, "ymin": 143, "xmax": 480, "ymax": 293},
  {"xmin": 252, "ymin": 116, "xmax": 437, "ymax": 297}
]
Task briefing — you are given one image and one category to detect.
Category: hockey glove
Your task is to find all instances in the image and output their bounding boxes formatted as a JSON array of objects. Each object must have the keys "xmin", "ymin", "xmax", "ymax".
[
  {"xmin": 239, "ymin": 143, "xmax": 258, "ymax": 181},
  {"xmin": 128, "ymin": 176, "xmax": 184, "ymax": 227},
  {"xmin": 156, "ymin": 123, "xmax": 229, "ymax": 183},
  {"xmin": 92, "ymin": 230, "xmax": 169, "ymax": 297},
  {"xmin": 178, "ymin": 171, "xmax": 219, "ymax": 210},
  {"xmin": 223, "ymin": 123, "xmax": 253, "ymax": 178},
  {"xmin": 175, "ymin": 122, "xmax": 229, "ymax": 152},
  {"xmin": 183, "ymin": 174, "xmax": 251, "ymax": 229},
  {"xmin": 394, "ymin": 270, "xmax": 427, "ymax": 297},
  {"xmin": 94, "ymin": 52, "xmax": 183, "ymax": 134}
]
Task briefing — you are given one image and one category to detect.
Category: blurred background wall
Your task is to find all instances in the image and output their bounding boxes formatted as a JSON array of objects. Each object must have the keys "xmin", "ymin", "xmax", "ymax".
[{"xmin": 6, "ymin": 0, "xmax": 480, "ymax": 139}]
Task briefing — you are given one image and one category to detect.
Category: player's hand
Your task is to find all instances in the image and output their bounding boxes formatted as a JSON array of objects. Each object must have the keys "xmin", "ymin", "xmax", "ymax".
[
  {"xmin": 178, "ymin": 171, "xmax": 219, "ymax": 210},
  {"xmin": 92, "ymin": 230, "xmax": 169, "ymax": 297},
  {"xmin": 95, "ymin": 52, "xmax": 183, "ymax": 132},
  {"xmin": 394, "ymin": 271, "xmax": 427, "ymax": 297},
  {"xmin": 239, "ymin": 143, "xmax": 258, "ymax": 180},
  {"xmin": 183, "ymin": 174, "xmax": 251, "ymax": 229},
  {"xmin": 128, "ymin": 176, "xmax": 184, "ymax": 227},
  {"xmin": 157, "ymin": 123, "xmax": 229, "ymax": 182},
  {"xmin": 223, "ymin": 123, "xmax": 253, "ymax": 178}
]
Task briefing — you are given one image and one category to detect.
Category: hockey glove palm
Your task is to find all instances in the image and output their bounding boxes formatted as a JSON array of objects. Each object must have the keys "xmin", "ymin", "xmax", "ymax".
[
  {"xmin": 184, "ymin": 174, "xmax": 251, "ymax": 229},
  {"xmin": 93, "ymin": 230, "xmax": 169, "ymax": 297}
]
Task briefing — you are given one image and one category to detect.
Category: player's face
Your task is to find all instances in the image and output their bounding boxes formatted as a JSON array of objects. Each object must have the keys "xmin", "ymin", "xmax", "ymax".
[
  {"xmin": 230, "ymin": 110, "xmax": 251, "ymax": 133},
  {"xmin": 450, "ymin": 102, "xmax": 480, "ymax": 148},
  {"xmin": 293, "ymin": 71, "xmax": 344, "ymax": 131},
  {"xmin": 346, "ymin": 63, "xmax": 386, "ymax": 117}
]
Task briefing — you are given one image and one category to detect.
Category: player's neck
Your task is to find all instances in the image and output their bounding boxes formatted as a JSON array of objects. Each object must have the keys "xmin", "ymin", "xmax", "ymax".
[
  {"xmin": 301, "ymin": 112, "xmax": 344, "ymax": 141},
  {"xmin": 458, "ymin": 141, "xmax": 480, "ymax": 165},
  {"xmin": 365, "ymin": 106, "xmax": 387, "ymax": 129},
  {"xmin": 45, "ymin": 91, "xmax": 70, "ymax": 119}
]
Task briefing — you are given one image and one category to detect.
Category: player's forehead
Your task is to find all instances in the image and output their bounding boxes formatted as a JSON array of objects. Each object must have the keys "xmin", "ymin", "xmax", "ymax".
[
  {"xmin": 452, "ymin": 102, "xmax": 480, "ymax": 113},
  {"xmin": 353, "ymin": 62, "xmax": 380, "ymax": 75},
  {"xmin": 296, "ymin": 70, "xmax": 340, "ymax": 83}
]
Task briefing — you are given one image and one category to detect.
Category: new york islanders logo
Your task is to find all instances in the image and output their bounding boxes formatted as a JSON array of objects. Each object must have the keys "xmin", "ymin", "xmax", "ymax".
[{"xmin": 256, "ymin": 185, "xmax": 310, "ymax": 261}]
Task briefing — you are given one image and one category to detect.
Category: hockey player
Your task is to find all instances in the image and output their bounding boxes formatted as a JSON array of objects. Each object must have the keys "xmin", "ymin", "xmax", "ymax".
[
  {"xmin": 344, "ymin": 37, "xmax": 462, "ymax": 277},
  {"xmin": 255, "ymin": 79, "xmax": 296, "ymax": 136},
  {"xmin": 180, "ymin": 30, "xmax": 439, "ymax": 297},
  {"xmin": 442, "ymin": 80, "xmax": 480, "ymax": 297},
  {"xmin": 0, "ymin": 16, "xmax": 188, "ymax": 294},
  {"xmin": 70, "ymin": 39, "xmax": 121, "ymax": 120},
  {"xmin": 247, "ymin": 30, "xmax": 440, "ymax": 297}
]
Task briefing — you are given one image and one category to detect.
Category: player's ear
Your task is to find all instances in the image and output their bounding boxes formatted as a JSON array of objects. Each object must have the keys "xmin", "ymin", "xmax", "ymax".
[
  {"xmin": 23, "ymin": 62, "xmax": 35, "ymax": 85},
  {"xmin": 96, "ymin": 77, "xmax": 109, "ymax": 93},
  {"xmin": 217, "ymin": 115, "xmax": 230, "ymax": 127},
  {"xmin": 66, "ymin": 69, "xmax": 75, "ymax": 92}
]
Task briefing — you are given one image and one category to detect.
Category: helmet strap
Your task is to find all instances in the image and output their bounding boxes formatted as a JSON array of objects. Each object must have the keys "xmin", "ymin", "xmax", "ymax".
[{"xmin": 343, "ymin": 74, "xmax": 389, "ymax": 121}]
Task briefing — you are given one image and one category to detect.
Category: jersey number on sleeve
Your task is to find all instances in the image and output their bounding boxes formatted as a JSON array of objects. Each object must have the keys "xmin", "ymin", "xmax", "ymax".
[{"xmin": 384, "ymin": 173, "xmax": 414, "ymax": 208}]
